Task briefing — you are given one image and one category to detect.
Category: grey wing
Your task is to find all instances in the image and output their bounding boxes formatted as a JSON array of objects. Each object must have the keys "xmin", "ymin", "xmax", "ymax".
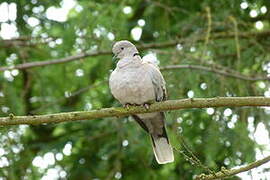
[{"xmin": 146, "ymin": 64, "xmax": 167, "ymax": 102}]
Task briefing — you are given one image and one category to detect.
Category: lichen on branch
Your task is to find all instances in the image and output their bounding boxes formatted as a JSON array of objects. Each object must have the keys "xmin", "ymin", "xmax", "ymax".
[{"xmin": 0, "ymin": 96, "xmax": 270, "ymax": 126}]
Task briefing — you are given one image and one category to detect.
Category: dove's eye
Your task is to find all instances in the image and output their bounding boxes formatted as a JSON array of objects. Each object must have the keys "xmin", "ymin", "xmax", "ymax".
[{"xmin": 121, "ymin": 47, "xmax": 124, "ymax": 50}]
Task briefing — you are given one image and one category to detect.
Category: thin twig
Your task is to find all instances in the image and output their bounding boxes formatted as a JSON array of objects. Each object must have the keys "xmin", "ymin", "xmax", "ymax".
[
  {"xmin": 229, "ymin": 16, "xmax": 241, "ymax": 66},
  {"xmin": 1, "ymin": 30, "xmax": 270, "ymax": 71},
  {"xmin": 30, "ymin": 80, "xmax": 107, "ymax": 113},
  {"xmin": 0, "ymin": 36, "xmax": 56, "ymax": 48},
  {"xmin": 195, "ymin": 155, "xmax": 270, "ymax": 180},
  {"xmin": 160, "ymin": 64, "xmax": 269, "ymax": 81},
  {"xmin": 178, "ymin": 136, "xmax": 216, "ymax": 176},
  {"xmin": 173, "ymin": 147, "xmax": 199, "ymax": 166},
  {"xmin": 204, "ymin": 7, "xmax": 212, "ymax": 47},
  {"xmin": 0, "ymin": 50, "xmax": 110, "ymax": 71}
]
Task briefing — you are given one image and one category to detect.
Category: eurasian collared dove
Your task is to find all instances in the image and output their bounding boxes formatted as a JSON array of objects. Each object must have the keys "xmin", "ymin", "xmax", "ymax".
[{"xmin": 109, "ymin": 40, "xmax": 174, "ymax": 164}]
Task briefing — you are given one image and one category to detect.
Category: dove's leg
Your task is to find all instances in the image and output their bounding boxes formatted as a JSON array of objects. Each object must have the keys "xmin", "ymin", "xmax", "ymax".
[
  {"xmin": 142, "ymin": 103, "xmax": 150, "ymax": 110},
  {"xmin": 142, "ymin": 100, "xmax": 156, "ymax": 110},
  {"xmin": 125, "ymin": 103, "xmax": 150, "ymax": 110},
  {"xmin": 124, "ymin": 103, "xmax": 132, "ymax": 109},
  {"xmin": 124, "ymin": 103, "xmax": 138, "ymax": 109}
]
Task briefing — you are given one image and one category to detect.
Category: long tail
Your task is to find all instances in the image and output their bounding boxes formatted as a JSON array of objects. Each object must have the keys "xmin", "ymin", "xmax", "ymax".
[
  {"xmin": 150, "ymin": 131, "xmax": 174, "ymax": 164},
  {"xmin": 133, "ymin": 113, "xmax": 174, "ymax": 164}
]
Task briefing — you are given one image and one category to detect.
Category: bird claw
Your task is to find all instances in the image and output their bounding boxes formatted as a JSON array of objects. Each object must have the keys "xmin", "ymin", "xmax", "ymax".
[
  {"xmin": 142, "ymin": 103, "xmax": 150, "ymax": 110},
  {"xmin": 125, "ymin": 103, "xmax": 150, "ymax": 110},
  {"xmin": 124, "ymin": 103, "xmax": 132, "ymax": 109}
]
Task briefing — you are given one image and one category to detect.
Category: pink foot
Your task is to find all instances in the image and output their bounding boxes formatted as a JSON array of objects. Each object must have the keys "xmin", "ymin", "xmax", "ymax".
[
  {"xmin": 142, "ymin": 103, "xmax": 150, "ymax": 110},
  {"xmin": 124, "ymin": 103, "xmax": 132, "ymax": 109}
]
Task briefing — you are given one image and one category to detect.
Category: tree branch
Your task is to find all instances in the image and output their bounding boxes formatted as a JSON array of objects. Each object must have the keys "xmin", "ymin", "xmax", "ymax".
[
  {"xmin": 196, "ymin": 155, "xmax": 270, "ymax": 180},
  {"xmin": 0, "ymin": 36, "xmax": 56, "ymax": 48},
  {"xmin": 160, "ymin": 64, "xmax": 269, "ymax": 81},
  {"xmin": 0, "ymin": 51, "xmax": 110, "ymax": 71},
  {"xmin": 1, "ymin": 97, "xmax": 270, "ymax": 126},
  {"xmin": 0, "ymin": 30, "xmax": 270, "ymax": 71}
]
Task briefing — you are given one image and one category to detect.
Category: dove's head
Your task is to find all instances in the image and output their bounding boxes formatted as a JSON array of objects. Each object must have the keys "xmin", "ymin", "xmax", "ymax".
[{"xmin": 112, "ymin": 40, "xmax": 139, "ymax": 59}]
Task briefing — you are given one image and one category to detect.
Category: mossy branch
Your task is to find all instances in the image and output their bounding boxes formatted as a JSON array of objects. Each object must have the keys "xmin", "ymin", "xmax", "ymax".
[
  {"xmin": 1, "ymin": 97, "xmax": 270, "ymax": 126},
  {"xmin": 196, "ymin": 155, "xmax": 270, "ymax": 180}
]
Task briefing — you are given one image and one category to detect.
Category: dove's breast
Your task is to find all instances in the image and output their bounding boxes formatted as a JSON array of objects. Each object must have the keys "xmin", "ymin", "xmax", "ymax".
[{"xmin": 109, "ymin": 66, "xmax": 156, "ymax": 105}]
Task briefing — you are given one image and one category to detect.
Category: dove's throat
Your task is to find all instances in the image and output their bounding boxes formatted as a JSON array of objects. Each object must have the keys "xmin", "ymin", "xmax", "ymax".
[{"xmin": 116, "ymin": 56, "xmax": 142, "ymax": 69}]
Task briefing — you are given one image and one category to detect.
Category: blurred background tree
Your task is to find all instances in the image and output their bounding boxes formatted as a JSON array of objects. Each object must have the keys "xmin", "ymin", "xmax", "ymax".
[{"xmin": 0, "ymin": 0, "xmax": 270, "ymax": 179}]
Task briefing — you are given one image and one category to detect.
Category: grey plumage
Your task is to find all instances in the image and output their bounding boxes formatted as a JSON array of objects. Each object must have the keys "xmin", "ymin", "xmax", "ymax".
[{"xmin": 109, "ymin": 40, "xmax": 174, "ymax": 164}]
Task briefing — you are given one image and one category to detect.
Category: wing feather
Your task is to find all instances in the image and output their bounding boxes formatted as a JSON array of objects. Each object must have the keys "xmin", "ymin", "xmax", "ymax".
[{"xmin": 145, "ymin": 63, "xmax": 167, "ymax": 102}]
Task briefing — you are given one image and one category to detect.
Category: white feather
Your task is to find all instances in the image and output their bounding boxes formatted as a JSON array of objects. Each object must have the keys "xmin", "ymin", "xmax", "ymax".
[{"xmin": 151, "ymin": 136, "xmax": 174, "ymax": 164}]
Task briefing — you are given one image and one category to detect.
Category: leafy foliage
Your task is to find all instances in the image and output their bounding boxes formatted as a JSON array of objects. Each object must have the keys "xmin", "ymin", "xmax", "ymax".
[{"xmin": 0, "ymin": 0, "xmax": 270, "ymax": 179}]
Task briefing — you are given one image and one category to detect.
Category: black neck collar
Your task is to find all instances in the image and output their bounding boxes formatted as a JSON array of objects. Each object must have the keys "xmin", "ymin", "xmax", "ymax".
[{"xmin": 133, "ymin": 53, "xmax": 139, "ymax": 57}]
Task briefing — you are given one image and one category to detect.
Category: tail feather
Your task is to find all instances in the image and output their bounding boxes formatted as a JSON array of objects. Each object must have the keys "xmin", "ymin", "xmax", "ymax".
[
  {"xmin": 133, "ymin": 112, "xmax": 174, "ymax": 164},
  {"xmin": 151, "ymin": 135, "xmax": 174, "ymax": 164}
]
